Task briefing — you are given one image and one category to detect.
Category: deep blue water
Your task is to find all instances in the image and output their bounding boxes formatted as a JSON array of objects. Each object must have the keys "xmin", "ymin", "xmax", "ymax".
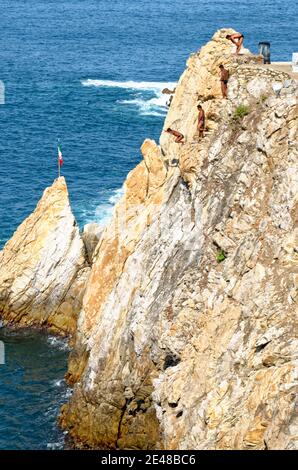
[
  {"xmin": 0, "ymin": 0, "xmax": 297, "ymax": 450},
  {"xmin": 0, "ymin": 328, "xmax": 69, "ymax": 450}
]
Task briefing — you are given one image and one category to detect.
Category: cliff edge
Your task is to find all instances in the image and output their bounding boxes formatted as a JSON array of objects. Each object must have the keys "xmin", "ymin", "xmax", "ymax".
[
  {"xmin": 0, "ymin": 177, "xmax": 89, "ymax": 336},
  {"xmin": 0, "ymin": 29, "xmax": 297, "ymax": 450},
  {"xmin": 59, "ymin": 30, "xmax": 298, "ymax": 449}
]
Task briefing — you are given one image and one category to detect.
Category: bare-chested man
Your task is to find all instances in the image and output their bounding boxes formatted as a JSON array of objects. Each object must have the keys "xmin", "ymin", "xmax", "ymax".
[
  {"xmin": 197, "ymin": 105, "xmax": 205, "ymax": 138},
  {"xmin": 226, "ymin": 33, "xmax": 244, "ymax": 54},
  {"xmin": 219, "ymin": 64, "xmax": 229, "ymax": 99},
  {"xmin": 165, "ymin": 128, "xmax": 185, "ymax": 144}
]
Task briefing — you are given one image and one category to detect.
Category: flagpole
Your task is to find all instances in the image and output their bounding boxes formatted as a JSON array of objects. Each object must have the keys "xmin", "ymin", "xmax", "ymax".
[{"xmin": 57, "ymin": 138, "xmax": 60, "ymax": 178}]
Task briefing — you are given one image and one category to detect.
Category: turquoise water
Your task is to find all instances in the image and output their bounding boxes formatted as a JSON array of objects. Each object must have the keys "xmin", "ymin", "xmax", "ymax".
[{"xmin": 0, "ymin": 0, "xmax": 297, "ymax": 450}]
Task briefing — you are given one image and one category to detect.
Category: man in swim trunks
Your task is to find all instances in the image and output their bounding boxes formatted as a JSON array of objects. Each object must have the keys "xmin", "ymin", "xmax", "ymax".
[
  {"xmin": 226, "ymin": 33, "xmax": 244, "ymax": 54},
  {"xmin": 219, "ymin": 64, "xmax": 229, "ymax": 99},
  {"xmin": 167, "ymin": 95, "xmax": 173, "ymax": 107},
  {"xmin": 197, "ymin": 105, "xmax": 205, "ymax": 138},
  {"xmin": 165, "ymin": 128, "xmax": 185, "ymax": 144}
]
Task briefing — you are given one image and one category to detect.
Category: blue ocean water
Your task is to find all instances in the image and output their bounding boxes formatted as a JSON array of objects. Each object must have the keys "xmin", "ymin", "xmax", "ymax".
[
  {"xmin": 0, "ymin": 328, "xmax": 70, "ymax": 450},
  {"xmin": 0, "ymin": 0, "xmax": 297, "ymax": 247},
  {"xmin": 0, "ymin": 0, "xmax": 297, "ymax": 450}
]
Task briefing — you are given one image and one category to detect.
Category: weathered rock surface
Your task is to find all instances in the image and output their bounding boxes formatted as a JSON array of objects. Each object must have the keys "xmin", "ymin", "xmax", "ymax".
[
  {"xmin": 2, "ymin": 29, "xmax": 296, "ymax": 450},
  {"xmin": 59, "ymin": 30, "xmax": 298, "ymax": 450},
  {"xmin": 0, "ymin": 177, "xmax": 89, "ymax": 336}
]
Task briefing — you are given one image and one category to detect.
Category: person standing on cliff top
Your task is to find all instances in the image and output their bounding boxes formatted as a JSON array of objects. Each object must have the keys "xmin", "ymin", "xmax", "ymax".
[
  {"xmin": 165, "ymin": 128, "xmax": 185, "ymax": 144},
  {"xmin": 226, "ymin": 33, "xmax": 244, "ymax": 54},
  {"xmin": 197, "ymin": 105, "xmax": 205, "ymax": 138},
  {"xmin": 219, "ymin": 65, "xmax": 229, "ymax": 99}
]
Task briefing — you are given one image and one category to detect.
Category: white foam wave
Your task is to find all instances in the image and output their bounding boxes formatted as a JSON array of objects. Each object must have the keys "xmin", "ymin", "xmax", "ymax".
[
  {"xmin": 93, "ymin": 203, "xmax": 114, "ymax": 227},
  {"xmin": 81, "ymin": 79, "xmax": 177, "ymax": 117},
  {"xmin": 47, "ymin": 336, "xmax": 70, "ymax": 351},
  {"xmin": 93, "ymin": 187, "xmax": 124, "ymax": 227},
  {"xmin": 52, "ymin": 378, "xmax": 65, "ymax": 388},
  {"xmin": 47, "ymin": 441, "xmax": 64, "ymax": 450},
  {"xmin": 82, "ymin": 186, "xmax": 124, "ymax": 229},
  {"xmin": 81, "ymin": 79, "xmax": 177, "ymax": 91},
  {"xmin": 64, "ymin": 388, "xmax": 73, "ymax": 399},
  {"xmin": 109, "ymin": 187, "xmax": 124, "ymax": 205},
  {"xmin": 119, "ymin": 94, "xmax": 169, "ymax": 116}
]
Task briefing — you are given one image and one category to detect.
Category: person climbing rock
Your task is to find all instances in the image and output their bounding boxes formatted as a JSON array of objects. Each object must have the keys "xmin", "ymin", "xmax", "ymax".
[
  {"xmin": 197, "ymin": 104, "xmax": 205, "ymax": 138},
  {"xmin": 167, "ymin": 95, "xmax": 174, "ymax": 107},
  {"xmin": 219, "ymin": 64, "xmax": 229, "ymax": 99},
  {"xmin": 165, "ymin": 128, "xmax": 185, "ymax": 144},
  {"xmin": 162, "ymin": 87, "xmax": 176, "ymax": 107},
  {"xmin": 226, "ymin": 33, "xmax": 244, "ymax": 54}
]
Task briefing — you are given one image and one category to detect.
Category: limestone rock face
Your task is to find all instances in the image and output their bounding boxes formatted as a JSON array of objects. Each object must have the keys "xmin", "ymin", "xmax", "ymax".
[
  {"xmin": 0, "ymin": 177, "xmax": 89, "ymax": 335},
  {"xmin": 60, "ymin": 30, "xmax": 297, "ymax": 450},
  {"xmin": 160, "ymin": 30, "xmax": 265, "ymax": 187},
  {"xmin": 83, "ymin": 223, "xmax": 103, "ymax": 262},
  {"xmin": 75, "ymin": 138, "xmax": 173, "ymax": 341}
]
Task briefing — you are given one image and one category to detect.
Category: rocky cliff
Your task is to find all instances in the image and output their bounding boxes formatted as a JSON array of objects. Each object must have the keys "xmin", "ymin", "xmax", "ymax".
[
  {"xmin": 1, "ymin": 29, "xmax": 297, "ymax": 450},
  {"xmin": 0, "ymin": 177, "xmax": 89, "ymax": 336},
  {"xmin": 59, "ymin": 30, "xmax": 298, "ymax": 450}
]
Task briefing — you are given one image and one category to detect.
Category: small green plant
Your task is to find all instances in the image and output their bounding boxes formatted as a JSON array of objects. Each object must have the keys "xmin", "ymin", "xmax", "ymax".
[
  {"xmin": 216, "ymin": 249, "xmax": 226, "ymax": 263},
  {"xmin": 261, "ymin": 95, "xmax": 268, "ymax": 102},
  {"xmin": 233, "ymin": 105, "xmax": 250, "ymax": 120}
]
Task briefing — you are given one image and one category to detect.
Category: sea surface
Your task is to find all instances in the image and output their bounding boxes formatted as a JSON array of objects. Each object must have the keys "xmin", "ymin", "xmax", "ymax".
[
  {"xmin": 0, "ymin": 0, "xmax": 296, "ymax": 450},
  {"xmin": 0, "ymin": 328, "xmax": 70, "ymax": 450}
]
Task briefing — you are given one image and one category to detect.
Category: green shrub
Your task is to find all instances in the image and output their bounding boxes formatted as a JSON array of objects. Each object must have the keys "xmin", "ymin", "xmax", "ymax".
[
  {"xmin": 261, "ymin": 95, "xmax": 268, "ymax": 102},
  {"xmin": 233, "ymin": 105, "xmax": 250, "ymax": 120},
  {"xmin": 216, "ymin": 249, "xmax": 226, "ymax": 263}
]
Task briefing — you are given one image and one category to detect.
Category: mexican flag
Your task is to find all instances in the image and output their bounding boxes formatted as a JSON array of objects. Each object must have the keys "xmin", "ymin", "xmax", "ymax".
[{"xmin": 58, "ymin": 144, "xmax": 64, "ymax": 166}]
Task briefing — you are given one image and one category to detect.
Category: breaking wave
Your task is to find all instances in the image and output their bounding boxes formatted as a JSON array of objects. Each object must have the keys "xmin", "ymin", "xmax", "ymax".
[
  {"xmin": 81, "ymin": 79, "xmax": 176, "ymax": 91},
  {"xmin": 81, "ymin": 79, "xmax": 177, "ymax": 117},
  {"xmin": 81, "ymin": 186, "xmax": 124, "ymax": 228},
  {"xmin": 47, "ymin": 336, "xmax": 70, "ymax": 352}
]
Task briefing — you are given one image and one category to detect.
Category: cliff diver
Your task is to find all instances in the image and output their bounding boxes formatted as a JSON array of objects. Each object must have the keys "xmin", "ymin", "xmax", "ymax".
[
  {"xmin": 197, "ymin": 104, "xmax": 205, "ymax": 138},
  {"xmin": 162, "ymin": 87, "xmax": 176, "ymax": 107},
  {"xmin": 167, "ymin": 95, "xmax": 174, "ymax": 107},
  {"xmin": 219, "ymin": 64, "xmax": 229, "ymax": 99},
  {"xmin": 165, "ymin": 128, "xmax": 185, "ymax": 144},
  {"xmin": 226, "ymin": 32, "xmax": 244, "ymax": 54}
]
